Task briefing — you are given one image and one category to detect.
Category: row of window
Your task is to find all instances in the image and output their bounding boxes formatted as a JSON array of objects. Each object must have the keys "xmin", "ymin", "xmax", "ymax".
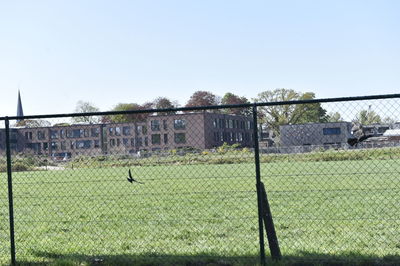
[
  {"xmin": 25, "ymin": 128, "xmax": 101, "ymax": 140},
  {"xmin": 26, "ymin": 140, "xmax": 101, "ymax": 151},
  {"xmin": 213, "ymin": 118, "xmax": 252, "ymax": 130},
  {"xmin": 26, "ymin": 133, "xmax": 188, "ymax": 151},
  {"xmin": 109, "ymin": 133, "xmax": 186, "ymax": 147},
  {"xmin": 24, "ymin": 120, "xmax": 188, "ymax": 141},
  {"xmin": 150, "ymin": 119, "xmax": 186, "ymax": 131},
  {"xmin": 213, "ymin": 132, "xmax": 251, "ymax": 143}
]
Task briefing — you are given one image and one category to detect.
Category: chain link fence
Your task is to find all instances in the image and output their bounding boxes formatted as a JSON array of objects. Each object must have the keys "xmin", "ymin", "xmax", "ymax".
[
  {"xmin": 260, "ymin": 98, "xmax": 400, "ymax": 265},
  {"xmin": 0, "ymin": 120, "xmax": 11, "ymax": 264},
  {"xmin": 1, "ymin": 95, "xmax": 400, "ymax": 265}
]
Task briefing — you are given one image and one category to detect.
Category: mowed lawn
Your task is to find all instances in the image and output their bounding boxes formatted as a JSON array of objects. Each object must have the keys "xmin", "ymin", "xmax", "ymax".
[{"xmin": 0, "ymin": 158, "xmax": 399, "ymax": 265}]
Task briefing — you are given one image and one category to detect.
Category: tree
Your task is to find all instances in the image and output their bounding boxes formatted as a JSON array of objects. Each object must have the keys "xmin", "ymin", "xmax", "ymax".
[
  {"xmin": 354, "ymin": 109, "xmax": 382, "ymax": 125},
  {"xmin": 326, "ymin": 112, "xmax": 344, "ymax": 122},
  {"xmin": 107, "ymin": 103, "xmax": 150, "ymax": 123},
  {"xmin": 153, "ymin": 97, "xmax": 178, "ymax": 114},
  {"xmin": 185, "ymin": 91, "xmax": 220, "ymax": 108},
  {"xmin": 72, "ymin": 101, "xmax": 100, "ymax": 124},
  {"xmin": 295, "ymin": 92, "xmax": 328, "ymax": 124},
  {"xmin": 153, "ymin": 97, "xmax": 177, "ymax": 109},
  {"xmin": 15, "ymin": 119, "xmax": 51, "ymax": 128},
  {"xmin": 255, "ymin": 89, "xmax": 328, "ymax": 135},
  {"xmin": 221, "ymin": 92, "xmax": 250, "ymax": 115},
  {"xmin": 383, "ymin": 116, "xmax": 396, "ymax": 124}
]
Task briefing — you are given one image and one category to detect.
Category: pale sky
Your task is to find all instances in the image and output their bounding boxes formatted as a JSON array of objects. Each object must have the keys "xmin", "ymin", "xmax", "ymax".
[{"xmin": 0, "ymin": 0, "xmax": 399, "ymax": 117}]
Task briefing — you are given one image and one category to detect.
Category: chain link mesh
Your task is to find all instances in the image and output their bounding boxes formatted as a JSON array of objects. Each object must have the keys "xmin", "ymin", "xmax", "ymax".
[
  {"xmin": 260, "ymin": 98, "xmax": 400, "ymax": 264},
  {"xmin": 1, "ymin": 98, "xmax": 400, "ymax": 265},
  {"xmin": 0, "ymin": 121, "xmax": 11, "ymax": 265},
  {"xmin": 2, "ymin": 108, "xmax": 261, "ymax": 265}
]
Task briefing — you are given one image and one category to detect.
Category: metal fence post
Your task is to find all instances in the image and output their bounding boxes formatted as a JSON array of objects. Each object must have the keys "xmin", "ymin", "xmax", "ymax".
[
  {"xmin": 5, "ymin": 118, "xmax": 16, "ymax": 265},
  {"xmin": 252, "ymin": 105, "xmax": 266, "ymax": 266}
]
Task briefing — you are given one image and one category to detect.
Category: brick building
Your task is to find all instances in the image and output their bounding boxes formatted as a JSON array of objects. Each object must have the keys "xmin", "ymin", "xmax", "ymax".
[{"xmin": 1, "ymin": 112, "xmax": 254, "ymax": 158}]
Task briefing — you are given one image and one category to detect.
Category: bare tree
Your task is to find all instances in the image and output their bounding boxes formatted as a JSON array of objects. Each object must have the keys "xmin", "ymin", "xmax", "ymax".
[{"xmin": 72, "ymin": 101, "xmax": 100, "ymax": 124}]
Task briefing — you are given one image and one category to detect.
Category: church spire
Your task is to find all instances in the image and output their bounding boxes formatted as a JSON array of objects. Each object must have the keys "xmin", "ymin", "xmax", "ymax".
[{"xmin": 17, "ymin": 90, "xmax": 24, "ymax": 122}]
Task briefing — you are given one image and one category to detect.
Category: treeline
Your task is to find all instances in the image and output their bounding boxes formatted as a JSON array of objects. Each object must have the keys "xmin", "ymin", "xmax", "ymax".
[{"xmin": 16, "ymin": 89, "xmax": 395, "ymax": 134}]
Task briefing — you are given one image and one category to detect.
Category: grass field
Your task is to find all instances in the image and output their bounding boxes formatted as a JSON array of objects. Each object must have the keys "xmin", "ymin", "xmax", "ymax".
[{"xmin": 1, "ymin": 155, "xmax": 400, "ymax": 265}]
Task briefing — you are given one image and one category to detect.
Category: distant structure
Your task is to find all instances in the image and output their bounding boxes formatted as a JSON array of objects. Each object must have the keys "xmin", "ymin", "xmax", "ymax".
[
  {"xmin": 0, "ymin": 112, "xmax": 254, "ymax": 159},
  {"xmin": 16, "ymin": 90, "xmax": 24, "ymax": 122}
]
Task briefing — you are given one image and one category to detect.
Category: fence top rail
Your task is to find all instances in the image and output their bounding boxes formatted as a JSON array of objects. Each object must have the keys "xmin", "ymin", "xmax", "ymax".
[{"xmin": 1, "ymin": 93, "xmax": 399, "ymax": 121}]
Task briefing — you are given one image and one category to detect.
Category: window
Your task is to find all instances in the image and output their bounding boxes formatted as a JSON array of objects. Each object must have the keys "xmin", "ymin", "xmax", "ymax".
[
  {"xmin": 174, "ymin": 119, "xmax": 186, "ymax": 130},
  {"xmin": 136, "ymin": 125, "xmax": 142, "ymax": 135},
  {"xmin": 51, "ymin": 142, "xmax": 58, "ymax": 150},
  {"xmin": 245, "ymin": 133, "xmax": 250, "ymax": 142},
  {"xmin": 91, "ymin": 128, "xmax": 100, "ymax": 137},
  {"xmin": 117, "ymin": 139, "xmax": 121, "ymax": 147},
  {"xmin": 60, "ymin": 141, "xmax": 66, "ymax": 150},
  {"xmin": 136, "ymin": 137, "xmax": 142, "ymax": 147},
  {"xmin": 38, "ymin": 131, "xmax": 46, "ymax": 140},
  {"xmin": 238, "ymin": 132, "xmax": 243, "ymax": 142},
  {"xmin": 60, "ymin": 129, "xmax": 65, "ymax": 139},
  {"xmin": 174, "ymin": 133, "xmax": 186, "ymax": 144},
  {"xmin": 27, "ymin": 143, "xmax": 41, "ymax": 152},
  {"xmin": 109, "ymin": 127, "xmax": 114, "ymax": 136},
  {"xmin": 163, "ymin": 120, "xmax": 168, "ymax": 130},
  {"xmin": 223, "ymin": 132, "xmax": 228, "ymax": 142},
  {"xmin": 164, "ymin": 134, "xmax": 168, "ymax": 144},
  {"xmin": 43, "ymin": 142, "xmax": 49, "ymax": 151},
  {"xmin": 110, "ymin": 139, "xmax": 115, "ymax": 147},
  {"xmin": 76, "ymin": 140, "xmax": 92, "ymax": 149},
  {"xmin": 214, "ymin": 132, "xmax": 220, "ymax": 142},
  {"xmin": 115, "ymin": 127, "xmax": 121, "ymax": 136},
  {"xmin": 142, "ymin": 125, "xmax": 147, "ymax": 134},
  {"xmin": 50, "ymin": 130, "xmax": 59, "ymax": 139},
  {"xmin": 67, "ymin": 129, "xmax": 82, "ymax": 138},
  {"xmin": 246, "ymin": 121, "xmax": 251, "ymax": 130},
  {"xmin": 94, "ymin": 140, "xmax": 100, "ymax": 148},
  {"xmin": 151, "ymin": 134, "xmax": 161, "ymax": 145},
  {"xmin": 130, "ymin": 138, "xmax": 135, "ymax": 147},
  {"xmin": 218, "ymin": 119, "xmax": 225, "ymax": 129},
  {"xmin": 323, "ymin": 128, "xmax": 341, "ymax": 135},
  {"xmin": 123, "ymin": 138, "xmax": 129, "ymax": 146},
  {"xmin": 151, "ymin": 120, "xmax": 160, "ymax": 131},
  {"xmin": 25, "ymin": 132, "xmax": 33, "ymax": 140},
  {"xmin": 213, "ymin": 119, "xmax": 218, "ymax": 128},
  {"xmin": 123, "ymin": 126, "xmax": 131, "ymax": 136},
  {"xmin": 84, "ymin": 129, "xmax": 89, "ymax": 137},
  {"xmin": 228, "ymin": 120, "xmax": 234, "ymax": 129},
  {"xmin": 144, "ymin": 136, "xmax": 148, "ymax": 146}
]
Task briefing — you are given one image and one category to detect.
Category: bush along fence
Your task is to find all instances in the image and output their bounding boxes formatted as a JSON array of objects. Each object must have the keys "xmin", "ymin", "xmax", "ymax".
[{"xmin": 1, "ymin": 94, "xmax": 400, "ymax": 265}]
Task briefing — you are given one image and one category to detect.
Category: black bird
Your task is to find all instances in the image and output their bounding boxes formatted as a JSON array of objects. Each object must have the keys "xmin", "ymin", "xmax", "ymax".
[{"xmin": 127, "ymin": 169, "xmax": 144, "ymax": 184}]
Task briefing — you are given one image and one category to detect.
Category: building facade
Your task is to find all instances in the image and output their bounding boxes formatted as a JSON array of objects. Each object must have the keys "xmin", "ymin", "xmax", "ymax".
[
  {"xmin": 0, "ymin": 112, "xmax": 254, "ymax": 158},
  {"xmin": 280, "ymin": 122, "xmax": 354, "ymax": 147}
]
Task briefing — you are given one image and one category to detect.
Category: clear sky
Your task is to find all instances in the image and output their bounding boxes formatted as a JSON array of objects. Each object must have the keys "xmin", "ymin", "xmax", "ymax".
[{"xmin": 0, "ymin": 0, "xmax": 399, "ymax": 117}]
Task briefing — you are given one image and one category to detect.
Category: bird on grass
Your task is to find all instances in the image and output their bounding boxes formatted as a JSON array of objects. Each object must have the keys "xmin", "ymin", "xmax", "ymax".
[{"xmin": 127, "ymin": 169, "xmax": 144, "ymax": 184}]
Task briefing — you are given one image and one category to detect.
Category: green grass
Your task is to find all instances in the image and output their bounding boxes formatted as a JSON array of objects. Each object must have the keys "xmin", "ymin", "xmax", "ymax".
[{"xmin": 0, "ymin": 155, "xmax": 400, "ymax": 265}]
